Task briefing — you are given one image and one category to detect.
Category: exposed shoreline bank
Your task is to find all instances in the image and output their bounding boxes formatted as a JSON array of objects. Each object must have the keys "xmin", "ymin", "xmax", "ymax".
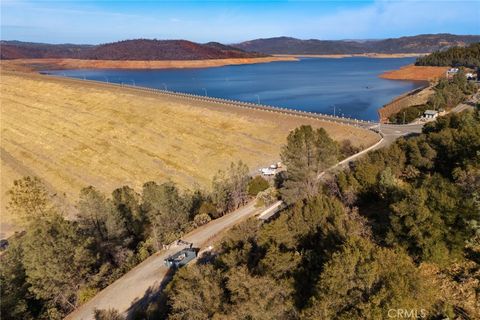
[
  {"xmin": 380, "ymin": 64, "xmax": 448, "ymax": 81},
  {"xmin": 275, "ymin": 53, "xmax": 427, "ymax": 59},
  {"xmin": 2, "ymin": 56, "xmax": 434, "ymax": 125},
  {"xmin": 378, "ymin": 85, "xmax": 434, "ymax": 123},
  {"xmin": 0, "ymin": 56, "xmax": 298, "ymax": 72}
]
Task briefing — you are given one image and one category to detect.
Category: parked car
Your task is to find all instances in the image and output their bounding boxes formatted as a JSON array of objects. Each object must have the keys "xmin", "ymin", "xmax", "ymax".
[
  {"xmin": 164, "ymin": 247, "xmax": 197, "ymax": 268},
  {"xmin": 261, "ymin": 168, "xmax": 276, "ymax": 176},
  {"xmin": 0, "ymin": 239, "xmax": 9, "ymax": 251}
]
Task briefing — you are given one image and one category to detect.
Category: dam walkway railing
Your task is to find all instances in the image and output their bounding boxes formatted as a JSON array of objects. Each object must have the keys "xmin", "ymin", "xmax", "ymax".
[{"xmin": 48, "ymin": 75, "xmax": 379, "ymax": 130}]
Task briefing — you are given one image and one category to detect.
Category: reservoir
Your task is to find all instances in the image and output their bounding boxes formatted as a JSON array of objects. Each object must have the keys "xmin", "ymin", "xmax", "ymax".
[{"xmin": 46, "ymin": 57, "xmax": 424, "ymax": 121}]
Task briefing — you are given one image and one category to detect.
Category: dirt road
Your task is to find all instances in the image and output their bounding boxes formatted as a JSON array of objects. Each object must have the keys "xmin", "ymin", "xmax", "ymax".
[
  {"xmin": 65, "ymin": 118, "xmax": 428, "ymax": 320},
  {"xmin": 66, "ymin": 201, "xmax": 263, "ymax": 320}
]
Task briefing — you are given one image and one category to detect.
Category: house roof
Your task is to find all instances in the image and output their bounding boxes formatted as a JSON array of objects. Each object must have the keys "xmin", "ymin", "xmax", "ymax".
[{"xmin": 424, "ymin": 110, "xmax": 438, "ymax": 115}]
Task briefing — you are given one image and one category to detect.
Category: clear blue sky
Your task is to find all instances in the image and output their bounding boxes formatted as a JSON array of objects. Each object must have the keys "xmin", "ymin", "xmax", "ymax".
[{"xmin": 1, "ymin": 0, "xmax": 479, "ymax": 44}]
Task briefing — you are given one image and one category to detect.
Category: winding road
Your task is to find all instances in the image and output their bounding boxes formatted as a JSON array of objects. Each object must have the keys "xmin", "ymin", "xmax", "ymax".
[
  {"xmin": 65, "ymin": 85, "xmax": 477, "ymax": 320},
  {"xmin": 65, "ymin": 121, "xmax": 423, "ymax": 320},
  {"xmin": 66, "ymin": 201, "xmax": 271, "ymax": 320}
]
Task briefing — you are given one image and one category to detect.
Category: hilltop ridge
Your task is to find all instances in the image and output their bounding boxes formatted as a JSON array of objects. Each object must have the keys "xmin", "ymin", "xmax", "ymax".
[
  {"xmin": 0, "ymin": 39, "xmax": 266, "ymax": 60},
  {"xmin": 233, "ymin": 33, "xmax": 480, "ymax": 55},
  {"xmin": 2, "ymin": 34, "xmax": 479, "ymax": 61}
]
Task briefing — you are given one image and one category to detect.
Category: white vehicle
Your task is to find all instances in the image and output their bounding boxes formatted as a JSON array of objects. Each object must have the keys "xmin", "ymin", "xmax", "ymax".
[{"xmin": 261, "ymin": 168, "xmax": 276, "ymax": 176}]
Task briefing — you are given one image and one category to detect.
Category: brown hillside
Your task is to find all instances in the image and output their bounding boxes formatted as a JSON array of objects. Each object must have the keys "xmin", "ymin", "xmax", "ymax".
[{"xmin": 0, "ymin": 39, "xmax": 267, "ymax": 60}]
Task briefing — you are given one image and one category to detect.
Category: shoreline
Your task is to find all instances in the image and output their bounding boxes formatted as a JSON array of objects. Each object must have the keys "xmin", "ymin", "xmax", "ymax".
[
  {"xmin": 2, "ymin": 56, "xmax": 436, "ymax": 124},
  {"xmin": 275, "ymin": 53, "xmax": 427, "ymax": 59},
  {"xmin": 0, "ymin": 56, "xmax": 298, "ymax": 72},
  {"xmin": 378, "ymin": 85, "xmax": 434, "ymax": 123},
  {"xmin": 380, "ymin": 64, "xmax": 448, "ymax": 81}
]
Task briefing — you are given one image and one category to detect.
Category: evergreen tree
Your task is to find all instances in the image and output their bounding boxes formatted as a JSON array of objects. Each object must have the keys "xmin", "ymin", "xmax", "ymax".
[
  {"xmin": 141, "ymin": 181, "xmax": 190, "ymax": 249},
  {"xmin": 280, "ymin": 125, "xmax": 339, "ymax": 204},
  {"xmin": 224, "ymin": 266, "xmax": 295, "ymax": 320},
  {"xmin": 112, "ymin": 186, "xmax": 145, "ymax": 245},
  {"xmin": 76, "ymin": 186, "xmax": 131, "ymax": 266},
  {"xmin": 212, "ymin": 161, "xmax": 250, "ymax": 214},
  {"xmin": 167, "ymin": 264, "xmax": 224, "ymax": 320},
  {"xmin": 21, "ymin": 214, "xmax": 95, "ymax": 317},
  {"xmin": 301, "ymin": 237, "xmax": 437, "ymax": 320},
  {"xmin": 0, "ymin": 238, "xmax": 35, "ymax": 320}
]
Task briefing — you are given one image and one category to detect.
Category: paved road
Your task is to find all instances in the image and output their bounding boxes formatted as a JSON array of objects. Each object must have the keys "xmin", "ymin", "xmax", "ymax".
[
  {"xmin": 64, "ymin": 84, "xmax": 476, "ymax": 320},
  {"xmin": 65, "ymin": 121, "xmax": 426, "ymax": 320},
  {"xmin": 66, "ymin": 201, "xmax": 270, "ymax": 320}
]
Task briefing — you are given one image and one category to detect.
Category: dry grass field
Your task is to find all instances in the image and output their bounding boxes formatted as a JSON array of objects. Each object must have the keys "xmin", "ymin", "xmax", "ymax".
[
  {"xmin": 0, "ymin": 71, "xmax": 379, "ymax": 237},
  {"xmin": 380, "ymin": 64, "xmax": 448, "ymax": 81}
]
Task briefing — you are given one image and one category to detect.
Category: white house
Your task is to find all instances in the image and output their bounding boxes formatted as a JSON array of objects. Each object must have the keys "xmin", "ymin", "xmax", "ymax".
[
  {"xmin": 423, "ymin": 110, "xmax": 438, "ymax": 119},
  {"xmin": 446, "ymin": 68, "xmax": 459, "ymax": 78},
  {"xmin": 466, "ymin": 72, "xmax": 475, "ymax": 80}
]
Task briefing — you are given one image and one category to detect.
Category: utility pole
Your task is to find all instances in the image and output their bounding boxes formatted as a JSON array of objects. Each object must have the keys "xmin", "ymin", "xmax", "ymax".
[{"xmin": 403, "ymin": 111, "xmax": 406, "ymax": 125}]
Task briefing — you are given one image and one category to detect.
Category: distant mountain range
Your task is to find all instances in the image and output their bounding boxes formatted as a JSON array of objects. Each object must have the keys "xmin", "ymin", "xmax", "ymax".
[
  {"xmin": 232, "ymin": 34, "xmax": 480, "ymax": 55},
  {"xmin": 1, "ymin": 34, "xmax": 479, "ymax": 60},
  {"xmin": 0, "ymin": 39, "xmax": 266, "ymax": 60}
]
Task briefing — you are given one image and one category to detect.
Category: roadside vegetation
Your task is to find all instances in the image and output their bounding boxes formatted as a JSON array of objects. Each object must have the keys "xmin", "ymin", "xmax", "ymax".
[
  {"xmin": 154, "ymin": 109, "xmax": 480, "ymax": 320},
  {"xmin": 0, "ymin": 129, "xmax": 360, "ymax": 319},
  {"xmin": 0, "ymin": 161, "xmax": 259, "ymax": 319},
  {"xmin": 415, "ymin": 42, "xmax": 480, "ymax": 69},
  {"xmin": 388, "ymin": 70, "xmax": 476, "ymax": 123}
]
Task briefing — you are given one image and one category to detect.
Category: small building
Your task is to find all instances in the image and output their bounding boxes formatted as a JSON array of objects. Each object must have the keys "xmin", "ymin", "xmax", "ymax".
[
  {"xmin": 466, "ymin": 72, "xmax": 476, "ymax": 80},
  {"xmin": 164, "ymin": 248, "xmax": 197, "ymax": 268},
  {"xmin": 446, "ymin": 68, "xmax": 459, "ymax": 77},
  {"xmin": 423, "ymin": 110, "xmax": 438, "ymax": 119}
]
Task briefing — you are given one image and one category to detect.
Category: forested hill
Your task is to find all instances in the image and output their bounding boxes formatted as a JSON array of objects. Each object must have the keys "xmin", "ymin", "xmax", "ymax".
[
  {"xmin": 2, "ymin": 34, "xmax": 479, "ymax": 60},
  {"xmin": 233, "ymin": 34, "xmax": 480, "ymax": 54},
  {"xmin": 0, "ymin": 39, "xmax": 267, "ymax": 60},
  {"xmin": 158, "ymin": 110, "xmax": 480, "ymax": 320},
  {"xmin": 0, "ymin": 41, "xmax": 93, "ymax": 59},
  {"xmin": 415, "ymin": 42, "xmax": 480, "ymax": 68}
]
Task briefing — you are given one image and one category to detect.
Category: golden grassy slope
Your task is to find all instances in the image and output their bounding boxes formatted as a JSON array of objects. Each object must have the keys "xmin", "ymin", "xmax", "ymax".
[
  {"xmin": 380, "ymin": 64, "xmax": 448, "ymax": 81},
  {"xmin": 0, "ymin": 71, "xmax": 379, "ymax": 237}
]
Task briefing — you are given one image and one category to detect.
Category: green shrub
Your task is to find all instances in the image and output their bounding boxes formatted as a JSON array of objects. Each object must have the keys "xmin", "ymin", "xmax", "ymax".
[
  {"xmin": 199, "ymin": 201, "xmax": 220, "ymax": 219},
  {"xmin": 389, "ymin": 104, "xmax": 430, "ymax": 124},
  {"xmin": 194, "ymin": 213, "xmax": 211, "ymax": 227},
  {"xmin": 248, "ymin": 175, "xmax": 270, "ymax": 196}
]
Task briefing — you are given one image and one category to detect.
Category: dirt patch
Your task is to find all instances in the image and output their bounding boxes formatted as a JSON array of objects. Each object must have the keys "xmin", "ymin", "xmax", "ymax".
[{"xmin": 380, "ymin": 64, "xmax": 448, "ymax": 81}]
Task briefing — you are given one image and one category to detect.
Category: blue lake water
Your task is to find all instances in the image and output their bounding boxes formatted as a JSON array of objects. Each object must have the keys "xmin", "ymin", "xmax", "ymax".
[{"xmin": 46, "ymin": 57, "xmax": 424, "ymax": 121}]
